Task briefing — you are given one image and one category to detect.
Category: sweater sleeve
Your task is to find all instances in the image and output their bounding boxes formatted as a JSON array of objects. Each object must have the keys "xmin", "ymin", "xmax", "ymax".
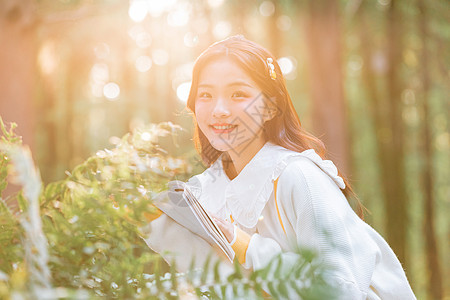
[
  {"xmin": 141, "ymin": 213, "xmax": 234, "ymax": 277},
  {"xmin": 244, "ymin": 157, "xmax": 415, "ymax": 299}
]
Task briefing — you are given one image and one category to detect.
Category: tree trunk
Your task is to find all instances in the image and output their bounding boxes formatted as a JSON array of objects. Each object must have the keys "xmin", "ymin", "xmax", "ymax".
[
  {"xmin": 357, "ymin": 0, "xmax": 409, "ymax": 269},
  {"xmin": 303, "ymin": 0, "xmax": 350, "ymax": 175},
  {"xmin": 358, "ymin": 0, "xmax": 388, "ymax": 219},
  {"xmin": 0, "ymin": 1, "xmax": 38, "ymax": 200},
  {"xmin": 384, "ymin": 0, "xmax": 408, "ymax": 265},
  {"xmin": 0, "ymin": 4, "xmax": 37, "ymax": 150},
  {"xmin": 417, "ymin": 0, "xmax": 443, "ymax": 298}
]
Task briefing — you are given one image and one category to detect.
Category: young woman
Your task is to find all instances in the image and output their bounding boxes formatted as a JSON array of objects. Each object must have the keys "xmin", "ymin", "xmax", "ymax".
[{"xmin": 143, "ymin": 35, "xmax": 416, "ymax": 299}]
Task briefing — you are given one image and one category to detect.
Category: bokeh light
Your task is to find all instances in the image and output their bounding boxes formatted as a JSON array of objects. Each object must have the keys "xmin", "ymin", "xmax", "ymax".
[
  {"xmin": 128, "ymin": 25, "xmax": 145, "ymax": 41},
  {"xmin": 377, "ymin": 0, "xmax": 391, "ymax": 6},
  {"xmin": 90, "ymin": 63, "xmax": 109, "ymax": 98},
  {"xmin": 183, "ymin": 32, "xmax": 199, "ymax": 47},
  {"xmin": 147, "ymin": 0, "xmax": 177, "ymax": 17},
  {"xmin": 278, "ymin": 57, "xmax": 294, "ymax": 75},
  {"xmin": 152, "ymin": 49, "xmax": 169, "ymax": 66},
  {"xmin": 94, "ymin": 42, "xmax": 110, "ymax": 59},
  {"xmin": 38, "ymin": 41, "xmax": 57, "ymax": 75},
  {"xmin": 176, "ymin": 82, "xmax": 191, "ymax": 103},
  {"xmin": 213, "ymin": 21, "xmax": 232, "ymax": 39},
  {"xmin": 103, "ymin": 82, "xmax": 120, "ymax": 100},
  {"xmin": 348, "ymin": 55, "xmax": 363, "ymax": 75},
  {"xmin": 371, "ymin": 51, "xmax": 388, "ymax": 74},
  {"xmin": 208, "ymin": 0, "xmax": 224, "ymax": 8},
  {"xmin": 401, "ymin": 89, "xmax": 416, "ymax": 105},
  {"xmin": 90, "ymin": 63, "xmax": 109, "ymax": 83},
  {"xmin": 141, "ymin": 132, "xmax": 152, "ymax": 141},
  {"xmin": 128, "ymin": 0, "xmax": 148, "ymax": 22},
  {"xmin": 135, "ymin": 55, "xmax": 152, "ymax": 72},
  {"xmin": 167, "ymin": 6, "xmax": 190, "ymax": 27},
  {"xmin": 259, "ymin": 1, "xmax": 275, "ymax": 17},
  {"xmin": 135, "ymin": 32, "xmax": 152, "ymax": 48},
  {"xmin": 276, "ymin": 15, "xmax": 292, "ymax": 31},
  {"xmin": 435, "ymin": 132, "xmax": 449, "ymax": 151}
]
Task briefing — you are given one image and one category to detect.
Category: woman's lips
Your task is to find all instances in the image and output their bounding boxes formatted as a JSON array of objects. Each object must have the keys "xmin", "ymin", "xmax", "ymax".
[{"xmin": 210, "ymin": 124, "xmax": 237, "ymax": 134}]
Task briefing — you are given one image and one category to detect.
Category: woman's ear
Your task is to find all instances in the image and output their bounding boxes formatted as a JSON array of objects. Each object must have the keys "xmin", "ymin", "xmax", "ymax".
[{"xmin": 263, "ymin": 97, "xmax": 278, "ymax": 122}]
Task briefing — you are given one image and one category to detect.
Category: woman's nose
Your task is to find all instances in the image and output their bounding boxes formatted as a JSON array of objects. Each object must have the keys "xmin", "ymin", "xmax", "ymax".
[{"xmin": 212, "ymin": 98, "xmax": 231, "ymax": 118}]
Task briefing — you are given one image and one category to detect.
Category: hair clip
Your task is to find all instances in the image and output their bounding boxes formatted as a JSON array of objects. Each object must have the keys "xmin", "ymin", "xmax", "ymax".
[{"xmin": 266, "ymin": 58, "xmax": 277, "ymax": 80}]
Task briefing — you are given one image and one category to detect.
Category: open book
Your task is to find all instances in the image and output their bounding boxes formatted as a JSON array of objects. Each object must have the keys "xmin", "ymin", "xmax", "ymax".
[{"xmin": 153, "ymin": 180, "xmax": 235, "ymax": 262}]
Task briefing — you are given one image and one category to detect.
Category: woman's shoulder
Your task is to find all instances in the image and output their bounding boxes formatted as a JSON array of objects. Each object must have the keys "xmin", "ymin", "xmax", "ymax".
[{"xmin": 274, "ymin": 149, "xmax": 346, "ymax": 191}]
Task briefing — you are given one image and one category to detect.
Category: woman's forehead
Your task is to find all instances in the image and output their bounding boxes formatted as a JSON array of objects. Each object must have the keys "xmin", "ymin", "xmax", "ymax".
[{"xmin": 197, "ymin": 57, "xmax": 258, "ymax": 87}]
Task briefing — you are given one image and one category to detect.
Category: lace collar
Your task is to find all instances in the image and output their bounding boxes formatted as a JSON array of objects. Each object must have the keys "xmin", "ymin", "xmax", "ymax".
[{"xmin": 195, "ymin": 142, "xmax": 345, "ymax": 228}]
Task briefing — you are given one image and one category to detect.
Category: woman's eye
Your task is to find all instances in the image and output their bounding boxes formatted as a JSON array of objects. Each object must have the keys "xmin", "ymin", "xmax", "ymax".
[
  {"xmin": 231, "ymin": 91, "xmax": 247, "ymax": 98},
  {"xmin": 198, "ymin": 92, "xmax": 212, "ymax": 99}
]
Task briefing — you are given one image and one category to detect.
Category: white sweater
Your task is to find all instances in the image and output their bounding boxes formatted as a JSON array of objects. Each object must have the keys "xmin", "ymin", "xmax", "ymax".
[{"xmin": 143, "ymin": 142, "xmax": 416, "ymax": 299}]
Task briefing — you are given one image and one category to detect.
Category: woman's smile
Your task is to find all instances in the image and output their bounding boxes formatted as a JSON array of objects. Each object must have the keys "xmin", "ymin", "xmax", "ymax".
[{"xmin": 210, "ymin": 123, "xmax": 238, "ymax": 134}]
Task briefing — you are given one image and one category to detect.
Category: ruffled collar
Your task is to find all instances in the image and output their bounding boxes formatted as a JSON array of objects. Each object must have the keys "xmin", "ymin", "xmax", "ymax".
[{"xmin": 195, "ymin": 142, "xmax": 345, "ymax": 228}]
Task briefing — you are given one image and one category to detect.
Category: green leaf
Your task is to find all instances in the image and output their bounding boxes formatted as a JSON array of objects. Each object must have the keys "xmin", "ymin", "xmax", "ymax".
[
  {"xmin": 201, "ymin": 253, "xmax": 212, "ymax": 284},
  {"xmin": 213, "ymin": 260, "xmax": 221, "ymax": 282},
  {"xmin": 169, "ymin": 261, "xmax": 178, "ymax": 295}
]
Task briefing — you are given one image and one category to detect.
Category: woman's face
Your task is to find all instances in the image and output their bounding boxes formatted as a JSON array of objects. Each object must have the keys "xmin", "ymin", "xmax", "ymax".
[{"xmin": 194, "ymin": 58, "xmax": 274, "ymax": 158}]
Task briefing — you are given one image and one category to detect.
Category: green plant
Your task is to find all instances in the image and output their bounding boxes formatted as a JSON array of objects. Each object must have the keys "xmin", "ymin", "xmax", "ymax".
[{"xmin": 0, "ymin": 118, "xmax": 337, "ymax": 299}]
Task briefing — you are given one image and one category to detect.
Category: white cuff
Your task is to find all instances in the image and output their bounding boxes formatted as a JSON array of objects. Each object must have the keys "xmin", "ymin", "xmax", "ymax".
[{"xmin": 229, "ymin": 224, "xmax": 238, "ymax": 246}]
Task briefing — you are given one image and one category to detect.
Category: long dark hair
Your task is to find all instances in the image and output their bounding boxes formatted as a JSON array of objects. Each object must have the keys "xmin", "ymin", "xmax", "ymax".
[{"xmin": 186, "ymin": 35, "xmax": 364, "ymax": 218}]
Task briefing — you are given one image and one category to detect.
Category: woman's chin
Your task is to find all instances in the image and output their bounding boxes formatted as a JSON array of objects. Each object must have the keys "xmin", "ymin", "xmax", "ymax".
[{"xmin": 209, "ymin": 140, "xmax": 233, "ymax": 152}]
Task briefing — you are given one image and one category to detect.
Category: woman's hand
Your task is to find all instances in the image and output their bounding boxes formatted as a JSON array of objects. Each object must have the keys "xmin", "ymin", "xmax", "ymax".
[{"xmin": 211, "ymin": 215, "xmax": 235, "ymax": 244}]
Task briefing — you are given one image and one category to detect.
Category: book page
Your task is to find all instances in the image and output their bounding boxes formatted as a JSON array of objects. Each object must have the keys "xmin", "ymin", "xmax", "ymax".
[
  {"xmin": 183, "ymin": 186, "xmax": 235, "ymax": 261},
  {"xmin": 153, "ymin": 181, "xmax": 235, "ymax": 262}
]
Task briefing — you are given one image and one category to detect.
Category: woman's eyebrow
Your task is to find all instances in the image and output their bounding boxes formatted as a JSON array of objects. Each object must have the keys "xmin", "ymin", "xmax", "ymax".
[
  {"xmin": 198, "ymin": 81, "xmax": 254, "ymax": 88},
  {"xmin": 198, "ymin": 83, "xmax": 213, "ymax": 88},
  {"xmin": 227, "ymin": 81, "xmax": 254, "ymax": 88}
]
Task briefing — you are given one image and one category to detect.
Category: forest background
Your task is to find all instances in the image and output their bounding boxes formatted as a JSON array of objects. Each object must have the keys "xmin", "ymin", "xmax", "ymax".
[{"xmin": 0, "ymin": 0, "xmax": 448, "ymax": 299}]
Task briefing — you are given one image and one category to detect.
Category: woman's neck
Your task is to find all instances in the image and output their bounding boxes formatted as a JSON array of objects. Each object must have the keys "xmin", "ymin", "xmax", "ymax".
[{"xmin": 225, "ymin": 139, "xmax": 266, "ymax": 178}]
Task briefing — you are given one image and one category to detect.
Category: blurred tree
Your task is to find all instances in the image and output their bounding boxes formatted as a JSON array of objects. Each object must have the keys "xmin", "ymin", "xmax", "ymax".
[
  {"xmin": 357, "ymin": 0, "xmax": 409, "ymax": 267},
  {"xmin": 0, "ymin": 0, "xmax": 38, "ymax": 200},
  {"xmin": 267, "ymin": 0, "xmax": 281, "ymax": 58},
  {"xmin": 384, "ymin": 0, "xmax": 408, "ymax": 266},
  {"xmin": 0, "ymin": 0, "xmax": 37, "ymax": 149},
  {"xmin": 417, "ymin": 0, "xmax": 443, "ymax": 298},
  {"xmin": 303, "ymin": 0, "xmax": 351, "ymax": 176}
]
